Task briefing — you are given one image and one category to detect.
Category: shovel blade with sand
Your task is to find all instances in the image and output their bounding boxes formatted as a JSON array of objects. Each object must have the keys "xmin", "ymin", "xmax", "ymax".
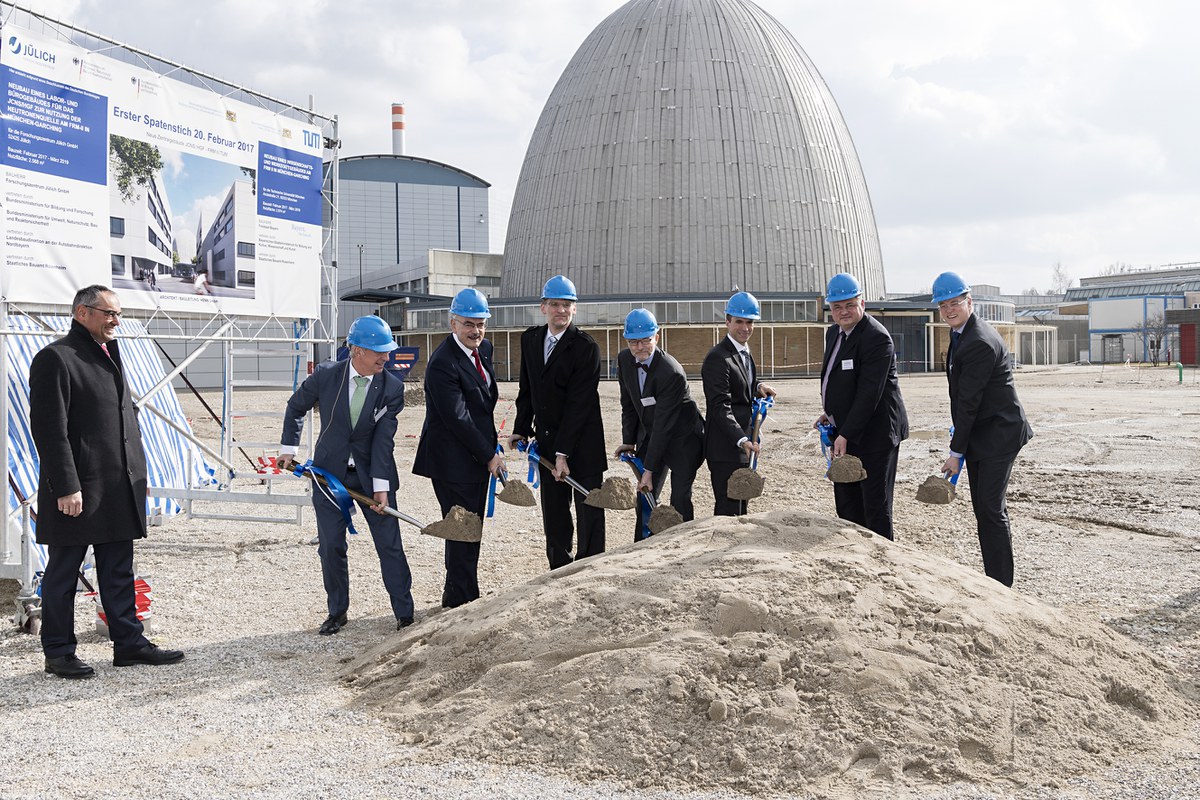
[
  {"xmin": 522, "ymin": 443, "xmax": 637, "ymax": 511},
  {"xmin": 825, "ymin": 454, "xmax": 868, "ymax": 483},
  {"xmin": 727, "ymin": 403, "xmax": 771, "ymax": 501},
  {"xmin": 647, "ymin": 504, "xmax": 685, "ymax": 534},
  {"xmin": 495, "ymin": 473, "xmax": 536, "ymax": 507},
  {"xmin": 421, "ymin": 505, "xmax": 484, "ymax": 542},
  {"xmin": 915, "ymin": 474, "xmax": 956, "ymax": 504}
]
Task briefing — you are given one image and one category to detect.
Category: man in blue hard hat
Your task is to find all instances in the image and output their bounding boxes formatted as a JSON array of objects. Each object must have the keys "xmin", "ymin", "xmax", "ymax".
[
  {"xmin": 814, "ymin": 273, "xmax": 909, "ymax": 540},
  {"xmin": 278, "ymin": 315, "xmax": 415, "ymax": 634},
  {"xmin": 934, "ymin": 272, "xmax": 1033, "ymax": 587},
  {"xmin": 701, "ymin": 291, "xmax": 778, "ymax": 516},
  {"xmin": 509, "ymin": 275, "xmax": 608, "ymax": 568},
  {"xmin": 614, "ymin": 308, "xmax": 705, "ymax": 540},
  {"xmin": 413, "ymin": 288, "xmax": 505, "ymax": 608}
]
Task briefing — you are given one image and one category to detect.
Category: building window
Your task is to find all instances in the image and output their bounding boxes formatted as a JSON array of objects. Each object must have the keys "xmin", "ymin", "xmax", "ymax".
[
  {"xmin": 214, "ymin": 248, "xmax": 226, "ymax": 263},
  {"xmin": 110, "ymin": 217, "xmax": 125, "ymax": 236},
  {"xmin": 110, "ymin": 254, "xmax": 125, "ymax": 274},
  {"xmin": 237, "ymin": 270, "xmax": 256, "ymax": 286},
  {"xmin": 237, "ymin": 241, "xmax": 255, "ymax": 258}
]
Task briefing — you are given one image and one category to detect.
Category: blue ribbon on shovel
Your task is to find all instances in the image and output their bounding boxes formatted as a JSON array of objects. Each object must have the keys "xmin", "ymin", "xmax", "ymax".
[
  {"xmin": 517, "ymin": 439, "xmax": 541, "ymax": 488},
  {"xmin": 946, "ymin": 426, "xmax": 964, "ymax": 486},
  {"xmin": 290, "ymin": 459, "xmax": 359, "ymax": 535},
  {"xmin": 816, "ymin": 421, "xmax": 835, "ymax": 470},
  {"xmin": 749, "ymin": 396, "xmax": 774, "ymax": 471},
  {"xmin": 486, "ymin": 443, "xmax": 505, "ymax": 518},
  {"xmin": 619, "ymin": 452, "xmax": 655, "ymax": 540}
]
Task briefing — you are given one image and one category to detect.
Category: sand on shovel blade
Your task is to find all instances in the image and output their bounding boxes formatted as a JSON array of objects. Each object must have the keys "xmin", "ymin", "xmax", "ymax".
[
  {"xmin": 496, "ymin": 480, "xmax": 537, "ymax": 507},
  {"xmin": 648, "ymin": 504, "xmax": 685, "ymax": 534},
  {"xmin": 826, "ymin": 455, "xmax": 867, "ymax": 483},
  {"xmin": 584, "ymin": 477, "xmax": 637, "ymax": 510},
  {"xmin": 727, "ymin": 468, "xmax": 765, "ymax": 500},
  {"xmin": 421, "ymin": 505, "xmax": 484, "ymax": 542},
  {"xmin": 916, "ymin": 474, "xmax": 956, "ymax": 504}
]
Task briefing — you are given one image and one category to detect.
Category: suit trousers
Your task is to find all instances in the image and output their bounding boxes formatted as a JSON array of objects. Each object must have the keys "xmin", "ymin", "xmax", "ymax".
[
  {"xmin": 963, "ymin": 452, "xmax": 1018, "ymax": 587},
  {"xmin": 41, "ymin": 539, "xmax": 150, "ymax": 657},
  {"xmin": 832, "ymin": 445, "xmax": 901, "ymax": 540},
  {"xmin": 709, "ymin": 460, "xmax": 749, "ymax": 517},
  {"xmin": 538, "ymin": 464, "xmax": 604, "ymax": 569},
  {"xmin": 432, "ymin": 479, "xmax": 487, "ymax": 608},
  {"xmin": 312, "ymin": 470, "xmax": 414, "ymax": 620}
]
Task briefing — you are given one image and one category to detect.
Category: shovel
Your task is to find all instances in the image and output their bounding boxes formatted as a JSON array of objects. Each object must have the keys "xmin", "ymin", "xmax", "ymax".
[
  {"xmin": 916, "ymin": 456, "xmax": 962, "ymax": 505},
  {"xmin": 619, "ymin": 453, "xmax": 685, "ymax": 536},
  {"xmin": 727, "ymin": 397, "xmax": 773, "ymax": 501},
  {"xmin": 519, "ymin": 440, "xmax": 636, "ymax": 510},
  {"xmin": 495, "ymin": 470, "xmax": 536, "ymax": 506}
]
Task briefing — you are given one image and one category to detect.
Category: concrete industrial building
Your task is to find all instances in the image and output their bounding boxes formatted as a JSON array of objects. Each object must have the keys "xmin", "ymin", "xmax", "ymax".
[
  {"xmin": 198, "ymin": 179, "xmax": 257, "ymax": 292},
  {"xmin": 499, "ymin": 0, "xmax": 885, "ymax": 300},
  {"xmin": 108, "ymin": 154, "xmax": 175, "ymax": 282}
]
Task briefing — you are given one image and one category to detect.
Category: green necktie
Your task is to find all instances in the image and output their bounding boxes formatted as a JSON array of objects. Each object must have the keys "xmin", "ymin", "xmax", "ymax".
[{"xmin": 350, "ymin": 375, "xmax": 369, "ymax": 427}]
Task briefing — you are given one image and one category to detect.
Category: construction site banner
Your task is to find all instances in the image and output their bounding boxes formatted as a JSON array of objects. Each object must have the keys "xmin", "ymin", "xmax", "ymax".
[{"xmin": 0, "ymin": 23, "xmax": 323, "ymax": 318}]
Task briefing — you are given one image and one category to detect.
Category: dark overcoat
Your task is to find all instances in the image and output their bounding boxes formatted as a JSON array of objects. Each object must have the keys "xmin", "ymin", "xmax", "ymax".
[
  {"xmin": 413, "ymin": 336, "xmax": 499, "ymax": 481},
  {"xmin": 28, "ymin": 320, "xmax": 148, "ymax": 545}
]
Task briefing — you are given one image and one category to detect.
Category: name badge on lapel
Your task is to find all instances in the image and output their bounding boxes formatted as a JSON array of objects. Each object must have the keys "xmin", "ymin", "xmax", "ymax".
[
  {"xmin": 373, "ymin": 407, "xmax": 387, "ymax": 422},
  {"xmin": 641, "ymin": 396, "xmax": 656, "ymax": 406},
  {"xmin": 841, "ymin": 359, "xmax": 854, "ymax": 371}
]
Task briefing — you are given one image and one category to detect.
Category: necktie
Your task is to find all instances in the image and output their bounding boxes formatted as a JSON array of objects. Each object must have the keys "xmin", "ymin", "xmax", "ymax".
[
  {"xmin": 820, "ymin": 333, "xmax": 846, "ymax": 411},
  {"xmin": 472, "ymin": 349, "xmax": 487, "ymax": 382},
  {"xmin": 99, "ymin": 342, "xmax": 112, "ymax": 361},
  {"xmin": 949, "ymin": 330, "xmax": 961, "ymax": 365},
  {"xmin": 545, "ymin": 334, "xmax": 558, "ymax": 362},
  {"xmin": 349, "ymin": 375, "xmax": 369, "ymax": 427}
]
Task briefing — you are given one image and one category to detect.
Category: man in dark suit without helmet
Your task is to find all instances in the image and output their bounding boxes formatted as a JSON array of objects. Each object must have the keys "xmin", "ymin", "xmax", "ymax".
[{"xmin": 29, "ymin": 285, "xmax": 184, "ymax": 678}]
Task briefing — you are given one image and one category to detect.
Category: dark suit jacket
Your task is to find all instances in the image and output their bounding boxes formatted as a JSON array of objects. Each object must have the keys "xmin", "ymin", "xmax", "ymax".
[
  {"xmin": 413, "ymin": 336, "xmax": 499, "ymax": 481},
  {"xmin": 701, "ymin": 336, "xmax": 760, "ymax": 464},
  {"xmin": 513, "ymin": 323, "xmax": 607, "ymax": 476},
  {"xmin": 947, "ymin": 314, "xmax": 1033, "ymax": 459},
  {"xmin": 28, "ymin": 320, "xmax": 148, "ymax": 546},
  {"xmin": 820, "ymin": 313, "xmax": 909, "ymax": 455},
  {"xmin": 617, "ymin": 347, "xmax": 704, "ymax": 474},
  {"xmin": 281, "ymin": 359, "xmax": 405, "ymax": 488}
]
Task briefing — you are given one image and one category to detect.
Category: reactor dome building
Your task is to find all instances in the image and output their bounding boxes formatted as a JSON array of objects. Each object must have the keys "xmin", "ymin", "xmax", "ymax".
[{"xmin": 500, "ymin": 0, "xmax": 885, "ymax": 300}]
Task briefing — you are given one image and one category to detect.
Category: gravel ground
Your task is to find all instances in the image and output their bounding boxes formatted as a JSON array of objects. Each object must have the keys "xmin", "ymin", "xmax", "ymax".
[{"xmin": 1, "ymin": 364, "xmax": 1197, "ymax": 799}]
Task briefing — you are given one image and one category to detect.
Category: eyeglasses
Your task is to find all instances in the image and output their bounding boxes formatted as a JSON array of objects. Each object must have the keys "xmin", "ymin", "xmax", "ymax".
[
  {"xmin": 626, "ymin": 337, "xmax": 654, "ymax": 347},
  {"xmin": 85, "ymin": 305, "xmax": 123, "ymax": 320},
  {"xmin": 453, "ymin": 318, "xmax": 487, "ymax": 331},
  {"xmin": 937, "ymin": 297, "xmax": 969, "ymax": 312}
]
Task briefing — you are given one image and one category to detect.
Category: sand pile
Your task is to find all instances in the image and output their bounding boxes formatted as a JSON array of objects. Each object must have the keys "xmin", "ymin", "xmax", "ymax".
[{"xmin": 343, "ymin": 510, "xmax": 1197, "ymax": 796}]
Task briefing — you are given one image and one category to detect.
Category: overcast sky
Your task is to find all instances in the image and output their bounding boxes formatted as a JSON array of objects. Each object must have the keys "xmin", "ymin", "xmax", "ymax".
[{"xmin": 21, "ymin": 0, "xmax": 1198, "ymax": 294}]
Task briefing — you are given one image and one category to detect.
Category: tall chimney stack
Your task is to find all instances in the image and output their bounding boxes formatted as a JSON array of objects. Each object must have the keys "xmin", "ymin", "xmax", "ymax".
[{"xmin": 391, "ymin": 103, "xmax": 405, "ymax": 155}]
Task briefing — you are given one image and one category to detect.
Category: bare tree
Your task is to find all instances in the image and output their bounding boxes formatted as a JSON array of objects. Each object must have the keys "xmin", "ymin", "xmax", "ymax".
[
  {"xmin": 1050, "ymin": 262, "xmax": 1073, "ymax": 294},
  {"xmin": 1131, "ymin": 313, "xmax": 1172, "ymax": 366}
]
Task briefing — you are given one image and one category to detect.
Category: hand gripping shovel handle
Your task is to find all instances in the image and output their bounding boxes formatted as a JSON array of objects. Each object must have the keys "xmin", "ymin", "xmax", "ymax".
[
  {"xmin": 619, "ymin": 452, "xmax": 658, "ymax": 508},
  {"xmin": 300, "ymin": 466, "xmax": 426, "ymax": 530},
  {"xmin": 748, "ymin": 413, "xmax": 765, "ymax": 472},
  {"xmin": 518, "ymin": 440, "xmax": 592, "ymax": 498}
]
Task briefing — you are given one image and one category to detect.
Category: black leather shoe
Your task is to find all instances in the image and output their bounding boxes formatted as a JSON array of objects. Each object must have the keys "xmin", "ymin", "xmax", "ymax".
[
  {"xmin": 44, "ymin": 654, "xmax": 95, "ymax": 679},
  {"xmin": 318, "ymin": 613, "xmax": 348, "ymax": 636},
  {"xmin": 113, "ymin": 643, "xmax": 185, "ymax": 667},
  {"xmin": 397, "ymin": 616, "xmax": 414, "ymax": 630}
]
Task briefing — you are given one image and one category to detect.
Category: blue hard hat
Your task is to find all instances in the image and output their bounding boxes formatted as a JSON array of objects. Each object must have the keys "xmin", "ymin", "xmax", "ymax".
[
  {"xmin": 541, "ymin": 274, "xmax": 578, "ymax": 301},
  {"xmin": 932, "ymin": 272, "xmax": 971, "ymax": 304},
  {"xmin": 450, "ymin": 287, "xmax": 491, "ymax": 319},
  {"xmin": 825, "ymin": 273, "xmax": 863, "ymax": 304},
  {"xmin": 623, "ymin": 308, "xmax": 659, "ymax": 339},
  {"xmin": 346, "ymin": 315, "xmax": 398, "ymax": 352},
  {"xmin": 724, "ymin": 291, "xmax": 761, "ymax": 320}
]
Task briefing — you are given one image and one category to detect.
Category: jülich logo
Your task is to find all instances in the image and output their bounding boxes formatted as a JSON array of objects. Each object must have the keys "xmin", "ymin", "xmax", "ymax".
[{"xmin": 7, "ymin": 35, "xmax": 56, "ymax": 65}]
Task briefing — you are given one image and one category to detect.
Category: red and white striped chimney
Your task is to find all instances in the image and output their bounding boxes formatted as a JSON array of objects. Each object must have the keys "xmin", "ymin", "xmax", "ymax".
[{"xmin": 391, "ymin": 103, "xmax": 405, "ymax": 155}]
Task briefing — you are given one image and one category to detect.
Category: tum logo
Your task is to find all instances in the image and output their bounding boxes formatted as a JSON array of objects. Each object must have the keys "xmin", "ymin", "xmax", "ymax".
[{"xmin": 303, "ymin": 130, "xmax": 321, "ymax": 149}]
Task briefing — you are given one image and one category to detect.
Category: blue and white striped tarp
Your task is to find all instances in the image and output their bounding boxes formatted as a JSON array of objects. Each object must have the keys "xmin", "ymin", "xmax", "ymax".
[{"xmin": 5, "ymin": 316, "xmax": 217, "ymax": 545}]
